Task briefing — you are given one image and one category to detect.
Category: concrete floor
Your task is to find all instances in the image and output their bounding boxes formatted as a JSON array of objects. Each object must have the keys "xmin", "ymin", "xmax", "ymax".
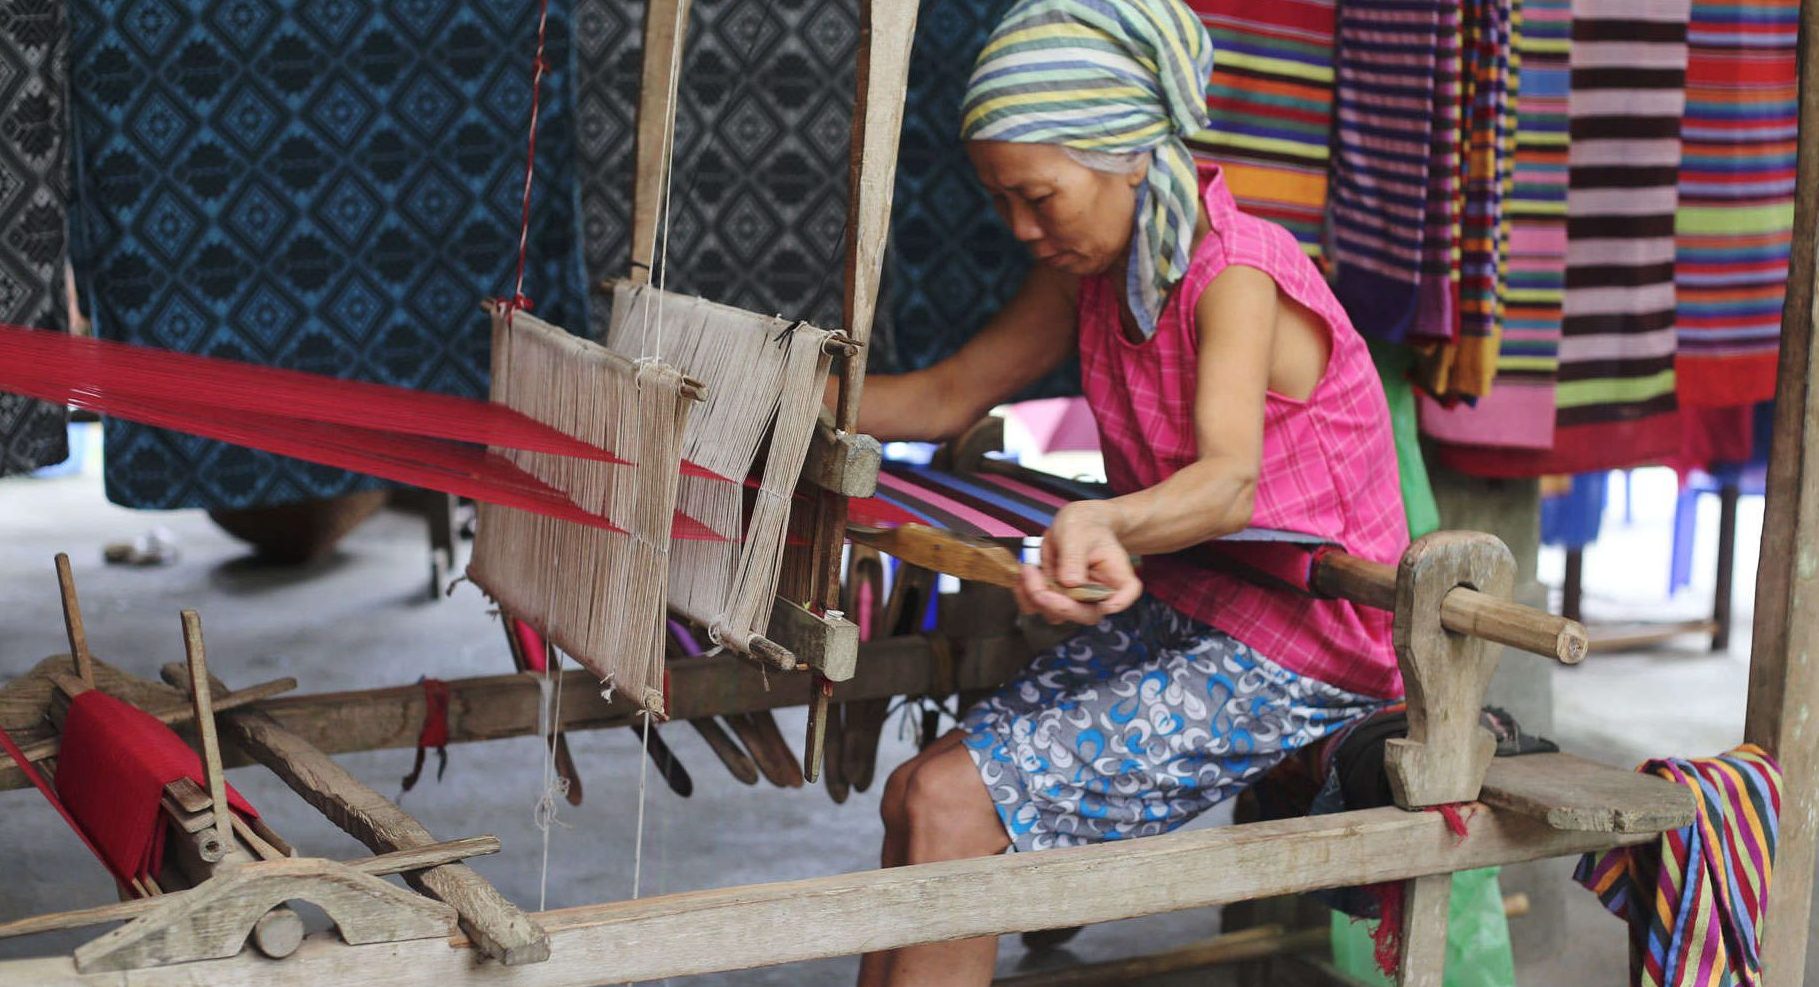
[{"xmin": 0, "ymin": 440, "xmax": 1814, "ymax": 985}]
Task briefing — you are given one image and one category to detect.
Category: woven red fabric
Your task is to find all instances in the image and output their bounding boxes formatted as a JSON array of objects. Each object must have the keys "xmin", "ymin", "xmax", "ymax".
[{"xmin": 54, "ymin": 691, "xmax": 257, "ymax": 884}]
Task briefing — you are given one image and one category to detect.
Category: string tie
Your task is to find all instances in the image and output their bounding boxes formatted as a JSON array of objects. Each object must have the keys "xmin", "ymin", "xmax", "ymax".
[{"xmin": 401, "ymin": 677, "xmax": 451, "ymax": 792}]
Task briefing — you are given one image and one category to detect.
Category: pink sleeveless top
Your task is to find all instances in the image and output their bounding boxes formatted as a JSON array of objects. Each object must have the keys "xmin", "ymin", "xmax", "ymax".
[{"xmin": 1078, "ymin": 163, "xmax": 1407, "ymax": 699}]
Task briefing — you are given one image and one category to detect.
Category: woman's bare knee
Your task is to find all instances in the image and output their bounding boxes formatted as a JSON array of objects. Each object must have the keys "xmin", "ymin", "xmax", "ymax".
[
  {"xmin": 902, "ymin": 746, "xmax": 1008, "ymax": 862},
  {"xmin": 880, "ymin": 758, "xmax": 916, "ymax": 832}
]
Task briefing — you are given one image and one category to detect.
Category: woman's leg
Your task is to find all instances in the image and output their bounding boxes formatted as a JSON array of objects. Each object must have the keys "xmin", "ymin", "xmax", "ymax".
[{"xmin": 858, "ymin": 731, "xmax": 1005, "ymax": 987}]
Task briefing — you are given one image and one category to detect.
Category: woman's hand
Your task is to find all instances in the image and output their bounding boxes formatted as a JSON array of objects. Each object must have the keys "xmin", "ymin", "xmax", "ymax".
[{"xmin": 1016, "ymin": 501, "xmax": 1143, "ymax": 625}]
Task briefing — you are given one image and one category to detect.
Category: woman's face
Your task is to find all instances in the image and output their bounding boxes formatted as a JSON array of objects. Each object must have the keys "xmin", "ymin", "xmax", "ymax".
[{"xmin": 967, "ymin": 141, "xmax": 1146, "ymax": 277}]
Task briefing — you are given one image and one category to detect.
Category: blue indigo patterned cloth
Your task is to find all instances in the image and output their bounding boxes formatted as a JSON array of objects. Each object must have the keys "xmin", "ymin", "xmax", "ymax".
[
  {"xmin": 963, "ymin": 594, "xmax": 1379, "ymax": 852},
  {"xmin": 0, "ymin": 0, "xmax": 71, "ymax": 477},
  {"xmin": 67, "ymin": 0, "xmax": 583, "ymax": 510}
]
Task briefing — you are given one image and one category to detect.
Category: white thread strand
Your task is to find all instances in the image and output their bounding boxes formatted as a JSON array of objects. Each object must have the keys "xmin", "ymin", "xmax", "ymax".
[
  {"xmin": 632, "ymin": 711, "xmax": 653, "ymax": 899},
  {"xmin": 604, "ymin": 285, "xmax": 837, "ymax": 651},
  {"xmin": 470, "ymin": 307, "xmax": 688, "ymax": 717}
]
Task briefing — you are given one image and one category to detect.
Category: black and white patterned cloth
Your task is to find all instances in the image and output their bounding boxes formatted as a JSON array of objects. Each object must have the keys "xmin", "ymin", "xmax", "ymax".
[{"xmin": 0, "ymin": 0, "xmax": 70, "ymax": 478}]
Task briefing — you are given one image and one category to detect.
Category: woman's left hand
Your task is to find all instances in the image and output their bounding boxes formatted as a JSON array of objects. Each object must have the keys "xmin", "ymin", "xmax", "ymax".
[{"xmin": 1017, "ymin": 501, "xmax": 1144, "ymax": 625}]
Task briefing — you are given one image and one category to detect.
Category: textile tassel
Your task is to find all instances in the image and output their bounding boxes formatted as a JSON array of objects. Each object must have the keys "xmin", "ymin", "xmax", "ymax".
[
  {"xmin": 604, "ymin": 283, "xmax": 837, "ymax": 651},
  {"xmin": 468, "ymin": 307, "xmax": 694, "ymax": 716}
]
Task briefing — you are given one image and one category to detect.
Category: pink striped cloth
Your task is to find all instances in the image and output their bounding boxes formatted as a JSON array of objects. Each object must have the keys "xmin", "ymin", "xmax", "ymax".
[{"xmin": 1078, "ymin": 163, "xmax": 1408, "ymax": 699}]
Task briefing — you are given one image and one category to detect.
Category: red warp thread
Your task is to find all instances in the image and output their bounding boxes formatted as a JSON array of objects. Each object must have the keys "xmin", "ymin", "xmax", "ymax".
[
  {"xmin": 402, "ymin": 678, "xmax": 453, "ymax": 792},
  {"xmin": 55, "ymin": 691, "xmax": 258, "ymax": 885},
  {"xmin": 0, "ymin": 325, "xmax": 623, "ymax": 463},
  {"xmin": 0, "ymin": 328, "xmax": 730, "ymax": 540},
  {"xmin": 0, "ymin": 718, "xmax": 110, "ymax": 870}
]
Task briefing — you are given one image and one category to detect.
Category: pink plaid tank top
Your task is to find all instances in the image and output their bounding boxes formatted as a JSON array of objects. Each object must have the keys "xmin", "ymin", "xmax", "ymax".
[{"xmin": 1078, "ymin": 163, "xmax": 1407, "ymax": 698}]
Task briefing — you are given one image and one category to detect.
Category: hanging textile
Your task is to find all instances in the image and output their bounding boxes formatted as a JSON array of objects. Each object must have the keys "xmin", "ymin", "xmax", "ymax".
[
  {"xmin": 1412, "ymin": 0, "xmax": 1520, "ymax": 400},
  {"xmin": 1420, "ymin": 0, "xmax": 1572, "ymax": 449},
  {"xmin": 888, "ymin": 0, "xmax": 1037, "ymax": 380},
  {"xmin": 573, "ymin": 0, "xmax": 855, "ymax": 340},
  {"xmin": 0, "ymin": 4, "xmax": 69, "ymax": 478},
  {"xmin": 1184, "ymin": 0, "xmax": 1337, "ymax": 259},
  {"xmin": 1325, "ymin": 0, "xmax": 1455, "ymax": 343},
  {"xmin": 1672, "ymin": 0, "xmax": 1800, "ymax": 408},
  {"xmin": 1435, "ymin": 0, "xmax": 1691, "ymax": 478},
  {"xmin": 1574, "ymin": 745, "xmax": 1780, "ymax": 987},
  {"xmin": 67, "ymin": 0, "xmax": 584, "ymax": 510}
]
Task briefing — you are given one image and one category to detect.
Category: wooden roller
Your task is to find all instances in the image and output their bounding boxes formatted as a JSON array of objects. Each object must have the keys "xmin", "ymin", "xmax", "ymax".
[
  {"xmin": 848, "ymin": 524, "xmax": 1112, "ymax": 604},
  {"xmin": 1311, "ymin": 552, "xmax": 1588, "ymax": 665}
]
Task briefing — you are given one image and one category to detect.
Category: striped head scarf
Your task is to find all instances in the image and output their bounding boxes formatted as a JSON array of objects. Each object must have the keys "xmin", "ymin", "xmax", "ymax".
[{"xmin": 960, "ymin": 0, "xmax": 1214, "ymax": 339}]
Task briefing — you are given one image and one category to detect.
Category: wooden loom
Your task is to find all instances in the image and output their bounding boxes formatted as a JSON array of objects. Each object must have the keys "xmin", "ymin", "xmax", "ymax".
[{"xmin": 0, "ymin": 0, "xmax": 1816, "ymax": 984}]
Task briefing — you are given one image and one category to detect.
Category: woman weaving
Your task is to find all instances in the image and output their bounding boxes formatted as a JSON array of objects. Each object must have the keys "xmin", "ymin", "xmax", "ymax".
[{"xmin": 844, "ymin": 1, "xmax": 1407, "ymax": 983}]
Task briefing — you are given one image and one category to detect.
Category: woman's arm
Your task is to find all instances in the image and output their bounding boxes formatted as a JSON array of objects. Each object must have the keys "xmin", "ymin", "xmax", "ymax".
[
  {"xmin": 833, "ymin": 264, "xmax": 1080, "ymax": 443},
  {"xmin": 1019, "ymin": 265, "xmax": 1280, "ymax": 623}
]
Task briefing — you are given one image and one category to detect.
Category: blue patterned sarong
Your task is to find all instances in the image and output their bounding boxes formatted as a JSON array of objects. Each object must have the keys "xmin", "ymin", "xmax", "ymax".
[{"xmin": 964, "ymin": 594, "xmax": 1380, "ymax": 852}]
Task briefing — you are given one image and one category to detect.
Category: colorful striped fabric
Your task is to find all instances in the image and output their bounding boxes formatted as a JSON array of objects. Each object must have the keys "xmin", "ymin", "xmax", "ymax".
[
  {"xmin": 1420, "ymin": 0, "xmax": 1571, "ymax": 448},
  {"xmin": 1437, "ymin": 0, "xmax": 1691, "ymax": 477},
  {"xmin": 1184, "ymin": 0, "xmax": 1336, "ymax": 258},
  {"xmin": 1413, "ymin": 0, "xmax": 1520, "ymax": 399},
  {"xmin": 1316, "ymin": 0, "xmax": 1455, "ymax": 343},
  {"xmin": 1574, "ymin": 744, "xmax": 1780, "ymax": 987},
  {"xmin": 1673, "ymin": 0, "xmax": 1800, "ymax": 407},
  {"xmin": 1414, "ymin": 0, "xmax": 1466, "ymax": 345},
  {"xmin": 868, "ymin": 462, "xmax": 1331, "ymax": 539}
]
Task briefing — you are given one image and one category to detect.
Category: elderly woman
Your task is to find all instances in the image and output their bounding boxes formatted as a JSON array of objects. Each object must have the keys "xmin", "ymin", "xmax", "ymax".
[{"xmin": 848, "ymin": 1, "xmax": 1407, "ymax": 983}]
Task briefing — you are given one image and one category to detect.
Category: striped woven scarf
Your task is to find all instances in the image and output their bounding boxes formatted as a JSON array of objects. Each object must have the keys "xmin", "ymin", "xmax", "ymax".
[
  {"xmin": 1185, "ymin": 0, "xmax": 1335, "ymax": 259},
  {"xmin": 1421, "ymin": 0, "xmax": 1571, "ymax": 448},
  {"xmin": 1574, "ymin": 745, "xmax": 1781, "ymax": 987},
  {"xmin": 960, "ymin": 0, "xmax": 1215, "ymax": 339},
  {"xmin": 1673, "ymin": 0, "xmax": 1800, "ymax": 407}
]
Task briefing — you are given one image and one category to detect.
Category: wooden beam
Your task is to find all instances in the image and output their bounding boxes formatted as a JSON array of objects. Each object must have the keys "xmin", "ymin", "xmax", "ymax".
[
  {"xmin": 1747, "ymin": 1, "xmax": 1819, "ymax": 982},
  {"xmin": 803, "ymin": 419, "xmax": 882, "ymax": 498},
  {"xmin": 0, "ymin": 636, "xmax": 1013, "ymax": 793},
  {"xmin": 0, "ymin": 805, "xmax": 1656, "ymax": 987},
  {"xmin": 1479, "ymin": 752, "xmax": 1697, "ymax": 834},
  {"xmin": 161, "ymin": 666, "xmax": 547, "ymax": 966},
  {"xmin": 0, "ymin": 838, "xmax": 501, "ymax": 941},
  {"xmin": 835, "ymin": 0, "xmax": 921, "ymax": 430},
  {"xmin": 629, "ymin": 0, "xmax": 693, "ymax": 283},
  {"xmin": 9, "ymin": 676, "xmax": 297, "ymax": 768}
]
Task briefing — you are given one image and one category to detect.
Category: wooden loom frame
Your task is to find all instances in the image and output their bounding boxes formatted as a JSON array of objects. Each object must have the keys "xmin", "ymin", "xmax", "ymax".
[{"xmin": 1, "ymin": 0, "xmax": 1816, "ymax": 984}]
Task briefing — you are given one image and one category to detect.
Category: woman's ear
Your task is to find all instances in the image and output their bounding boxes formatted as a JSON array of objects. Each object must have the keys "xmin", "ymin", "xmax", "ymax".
[{"xmin": 1125, "ymin": 155, "xmax": 1150, "ymax": 187}]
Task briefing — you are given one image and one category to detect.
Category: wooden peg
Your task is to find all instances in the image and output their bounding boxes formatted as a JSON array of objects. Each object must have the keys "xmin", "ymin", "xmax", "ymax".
[
  {"xmin": 54, "ymin": 553, "xmax": 94, "ymax": 685},
  {"xmin": 180, "ymin": 611, "xmax": 235, "ymax": 851}
]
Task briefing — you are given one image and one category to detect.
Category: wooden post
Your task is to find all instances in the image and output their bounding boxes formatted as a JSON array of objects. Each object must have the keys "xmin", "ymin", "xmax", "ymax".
[
  {"xmin": 179, "ymin": 612, "xmax": 236, "ymax": 850},
  {"xmin": 834, "ymin": 0, "xmax": 920, "ymax": 430},
  {"xmin": 630, "ymin": 0, "xmax": 693, "ymax": 284},
  {"xmin": 1395, "ymin": 875, "xmax": 1452, "ymax": 986},
  {"xmin": 1746, "ymin": 0, "xmax": 1819, "ymax": 982},
  {"xmin": 54, "ymin": 554, "xmax": 93, "ymax": 685},
  {"xmin": 1711, "ymin": 481, "xmax": 1739, "ymax": 652}
]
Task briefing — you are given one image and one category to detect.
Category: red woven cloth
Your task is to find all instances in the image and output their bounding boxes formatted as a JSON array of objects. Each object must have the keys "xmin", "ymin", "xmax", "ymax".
[{"xmin": 55, "ymin": 691, "xmax": 258, "ymax": 885}]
